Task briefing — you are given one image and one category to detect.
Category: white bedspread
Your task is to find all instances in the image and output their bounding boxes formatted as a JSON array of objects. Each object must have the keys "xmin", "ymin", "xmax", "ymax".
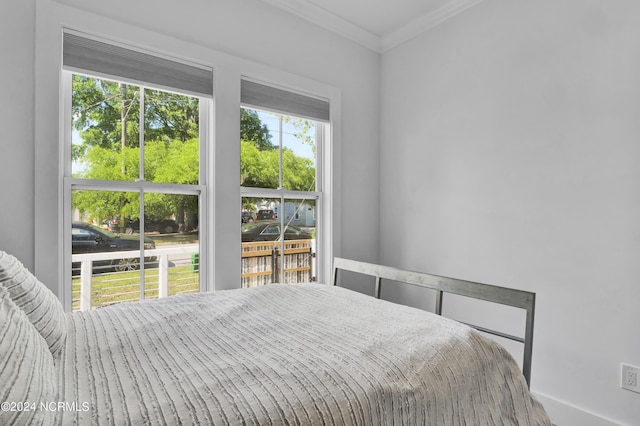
[{"xmin": 56, "ymin": 283, "xmax": 550, "ymax": 425}]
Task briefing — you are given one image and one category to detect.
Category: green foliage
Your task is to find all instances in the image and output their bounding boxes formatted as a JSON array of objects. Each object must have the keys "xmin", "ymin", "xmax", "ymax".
[
  {"xmin": 282, "ymin": 148, "xmax": 315, "ymax": 191},
  {"xmin": 240, "ymin": 109, "xmax": 316, "ymax": 192},
  {"xmin": 72, "ymin": 76, "xmax": 140, "ymax": 159},
  {"xmin": 72, "ymin": 75, "xmax": 316, "ymax": 225},
  {"xmin": 72, "ymin": 139, "xmax": 199, "ymax": 222},
  {"xmin": 240, "ymin": 141, "xmax": 315, "ymax": 191},
  {"xmin": 241, "ymin": 109, "xmax": 273, "ymax": 150},
  {"xmin": 240, "ymin": 141, "xmax": 279, "ymax": 189},
  {"xmin": 283, "ymin": 116, "xmax": 315, "ymax": 151},
  {"xmin": 149, "ymin": 139, "xmax": 199, "ymax": 184},
  {"xmin": 72, "ymin": 76, "xmax": 199, "ymax": 160},
  {"xmin": 145, "ymin": 90, "xmax": 199, "ymax": 142}
]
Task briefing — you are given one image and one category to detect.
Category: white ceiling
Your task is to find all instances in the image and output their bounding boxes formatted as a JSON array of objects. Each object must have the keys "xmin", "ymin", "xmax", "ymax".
[{"xmin": 261, "ymin": 0, "xmax": 483, "ymax": 52}]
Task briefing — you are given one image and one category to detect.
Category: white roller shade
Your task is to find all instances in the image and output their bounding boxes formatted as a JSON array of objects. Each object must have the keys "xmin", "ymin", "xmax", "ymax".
[
  {"xmin": 63, "ymin": 30, "xmax": 213, "ymax": 97},
  {"xmin": 241, "ymin": 79, "xmax": 330, "ymax": 122}
]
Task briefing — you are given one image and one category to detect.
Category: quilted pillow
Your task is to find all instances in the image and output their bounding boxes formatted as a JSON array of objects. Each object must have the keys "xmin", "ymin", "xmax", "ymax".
[
  {"xmin": 0, "ymin": 251, "xmax": 67, "ymax": 359},
  {"xmin": 0, "ymin": 286, "xmax": 57, "ymax": 425}
]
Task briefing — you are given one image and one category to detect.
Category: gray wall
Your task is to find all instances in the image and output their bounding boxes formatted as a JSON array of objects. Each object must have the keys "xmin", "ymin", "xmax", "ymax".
[
  {"xmin": 380, "ymin": 0, "xmax": 640, "ymax": 424},
  {"xmin": 0, "ymin": 0, "xmax": 36, "ymax": 270}
]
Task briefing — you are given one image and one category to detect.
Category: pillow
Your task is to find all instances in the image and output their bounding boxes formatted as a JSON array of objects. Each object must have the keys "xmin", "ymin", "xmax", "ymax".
[
  {"xmin": 0, "ymin": 251, "xmax": 67, "ymax": 359},
  {"xmin": 0, "ymin": 286, "xmax": 57, "ymax": 425}
]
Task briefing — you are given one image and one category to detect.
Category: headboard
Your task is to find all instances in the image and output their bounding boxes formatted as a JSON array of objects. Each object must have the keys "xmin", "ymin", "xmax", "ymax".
[{"xmin": 332, "ymin": 257, "xmax": 537, "ymax": 388}]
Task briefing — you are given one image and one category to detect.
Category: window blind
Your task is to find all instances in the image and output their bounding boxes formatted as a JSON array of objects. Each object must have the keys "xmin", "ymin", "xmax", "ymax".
[
  {"xmin": 63, "ymin": 30, "xmax": 213, "ymax": 97},
  {"xmin": 241, "ymin": 79, "xmax": 330, "ymax": 122}
]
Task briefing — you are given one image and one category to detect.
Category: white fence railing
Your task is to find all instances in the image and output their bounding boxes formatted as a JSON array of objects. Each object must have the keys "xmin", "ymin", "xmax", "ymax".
[{"xmin": 72, "ymin": 244, "xmax": 199, "ymax": 312}]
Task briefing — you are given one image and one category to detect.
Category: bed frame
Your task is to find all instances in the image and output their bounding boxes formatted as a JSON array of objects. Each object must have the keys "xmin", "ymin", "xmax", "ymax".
[{"xmin": 332, "ymin": 257, "xmax": 537, "ymax": 388}]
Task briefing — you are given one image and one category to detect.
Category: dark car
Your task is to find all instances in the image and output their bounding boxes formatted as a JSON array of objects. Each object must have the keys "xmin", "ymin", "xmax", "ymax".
[
  {"xmin": 256, "ymin": 209, "xmax": 276, "ymax": 220},
  {"xmin": 241, "ymin": 221, "xmax": 312, "ymax": 242},
  {"xmin": 109, "ymin": 217, "xmax": 179, "ymax": 234},
  {"xmin": 72, "ymin": 222, "xmax": 156, "ymax": 273},
  {"xmin": 241, "ymin": 211, "xmax": 256, "ymax": 224}
]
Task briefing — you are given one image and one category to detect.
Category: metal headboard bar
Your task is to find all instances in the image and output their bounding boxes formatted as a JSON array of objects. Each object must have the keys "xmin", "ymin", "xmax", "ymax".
[
  {"xmin": 460, "ymin": 323, "xmax": 525, "ymax": 344},
  {"xmin": 332, "ymin": 257, "xmax": 536, "ymax": 388}
]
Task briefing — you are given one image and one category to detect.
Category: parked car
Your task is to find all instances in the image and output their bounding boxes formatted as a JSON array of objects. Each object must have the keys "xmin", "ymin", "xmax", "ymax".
[
  {"xmin": 241, "ymin": 211, "xmax": 256, "ymax": 224},
  {"xmin": 109, "ymin": 217, "xmax": 179, "ymax": 234},
  {"xmin": 256, "ymin": 209, "xmax": 276, "ymax": 220},
  {"xmin": 72, "ymin": 222, "xmax": 156, "ymax": 273},
  {"xmin": 241, "ymin": 221, "xmax": 312, "ymax": 242}
]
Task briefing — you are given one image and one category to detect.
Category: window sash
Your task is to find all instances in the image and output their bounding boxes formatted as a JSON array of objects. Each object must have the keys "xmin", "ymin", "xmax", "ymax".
[
  {"xmin": 67, "ymin": 182, "xmax": 206, "ymax": 310},
  {"xmin": 69, "ymin": 178, "xmax": 204, "ymax": 195},
  {"xmin": 62, "ymin": 67, "xmax": 210, "ymax": 311},
  {"xmin": 240, "ymin": 105, "xmax": 325, "ymax": 284}
]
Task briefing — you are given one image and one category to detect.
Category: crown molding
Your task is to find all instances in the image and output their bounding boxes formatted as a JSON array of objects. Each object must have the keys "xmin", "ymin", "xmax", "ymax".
[
  {"xmin": 380, "ymin": 0, "xmax": 484, "ymax": 52},
  {"xmin": 261, "ymin": 0, "xmax": 381, "ymax": 52},
  {"xmin": 262, "ymin": 0, "xmax": 483, "ymax": 54}
]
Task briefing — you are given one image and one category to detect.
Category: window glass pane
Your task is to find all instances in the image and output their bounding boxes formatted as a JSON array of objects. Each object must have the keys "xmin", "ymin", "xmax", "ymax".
[
  {"xmin": 72, "ymin": 75, "xmax": 140, "ymax": 180},
  {"xmin": 142, "ymin": 194, "xmax": 200, "ymax": 299},
  {"xmin": 282, "ymin": 118, "xmax": 316, "ymax": 191},
  {"xmin": 71, "ymin": 76, "xmax": 201, "ymax": 185},
  {"xmin": 144, "ymin": 90, "xmax": 200, "ymax": 184},
  {"xmin": 241, "ymin": 197, "xmax": 316, "ymax": 286},
  {"xmin": 240, "ymin": 108, "xmax": 317, "ymax": 191},
  {"xmin": 71, "ymin": 190, "xmax": 200, "ymax": 311},
  {"xmin": 71, "ymin": 189, "xmax": 151, "ymax": 311},
  {"xmin": 240, "ymin": 109, "xmax": 279, "ymax": 189},
  {"xmin": 282, "ymin": 197, "xmax": 316, "ymax": 284},
  {"xmin": 241, "ymin": 197, "xmax": 279, "ymax": 287}
]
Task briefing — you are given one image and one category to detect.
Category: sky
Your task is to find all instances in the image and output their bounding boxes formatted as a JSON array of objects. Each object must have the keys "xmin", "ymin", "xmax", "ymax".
[{"xmin": 256, "ymin": 109, "xmax": 316, "ymax": 164}]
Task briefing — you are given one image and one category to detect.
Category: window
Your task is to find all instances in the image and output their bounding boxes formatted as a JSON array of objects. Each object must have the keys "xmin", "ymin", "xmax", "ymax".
[
  {"xmin": 240, "ymin": 79, "xmax": 329, "ymax": 287},
  {"xmin": 63, "ymin": 30, "xmax": 212, "ymax": 311}
]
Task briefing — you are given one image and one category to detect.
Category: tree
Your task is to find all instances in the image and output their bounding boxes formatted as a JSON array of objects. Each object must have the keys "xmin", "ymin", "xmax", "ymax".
[
  {"xmin": 71, "ymin": 75, "xmax": 316, "ymax": 227},
  {"xmin": 241, "ymin": 109, "xmax": 273, "ymax": 150},
  {"xmin": 239, "ymin": 141, "xmax": 315, "ymax": 191},
  {"xmin": 72, "ymin": 76, "xmax": 199, "ymax": 157},
  {"xmin": 283, "ymin": 116, "xmax": 315, "ymax": 153},
  {"xmin": 72, "ymin": 75, "xmax": 202, "ymax": 228},
  {"xmin": 145, "ymin": 89, "xmax": 199, "ymax": 143},
  {"xmin": 239, "ymin": 111, "xmax": 317, "ymax": 212},
  {"xmin": 72, "ymin": 76, "xmax": 139, "ymax": 160}
]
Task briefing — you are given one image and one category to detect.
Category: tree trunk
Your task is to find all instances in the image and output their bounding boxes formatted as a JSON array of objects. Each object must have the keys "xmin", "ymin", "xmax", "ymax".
[{"xmin": 177, "ymin": 205, "xmax": 185, "ymax": 232}]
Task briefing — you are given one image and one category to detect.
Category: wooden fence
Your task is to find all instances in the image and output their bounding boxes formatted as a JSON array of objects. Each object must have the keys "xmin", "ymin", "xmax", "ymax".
[{"xmin": 241, "ymin": 239, "xmax": 314, "ymax": 287}]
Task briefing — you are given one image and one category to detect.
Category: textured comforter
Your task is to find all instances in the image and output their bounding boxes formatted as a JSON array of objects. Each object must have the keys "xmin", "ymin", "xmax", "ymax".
[{"xmin": 56, "ymin": 283, "xmax": 550, "ymax": 425}]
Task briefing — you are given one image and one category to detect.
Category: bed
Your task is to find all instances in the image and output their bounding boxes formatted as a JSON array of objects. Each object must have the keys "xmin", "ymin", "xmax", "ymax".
[{"xmin": 0, "ymin": 251, "xmax": 550, "ymax": 425}]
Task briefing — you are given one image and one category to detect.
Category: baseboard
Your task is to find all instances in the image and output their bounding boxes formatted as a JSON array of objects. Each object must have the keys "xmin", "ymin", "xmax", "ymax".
[{"xmin": 533, "ymin": 392, "xmax": 622, "ymax": 426}]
